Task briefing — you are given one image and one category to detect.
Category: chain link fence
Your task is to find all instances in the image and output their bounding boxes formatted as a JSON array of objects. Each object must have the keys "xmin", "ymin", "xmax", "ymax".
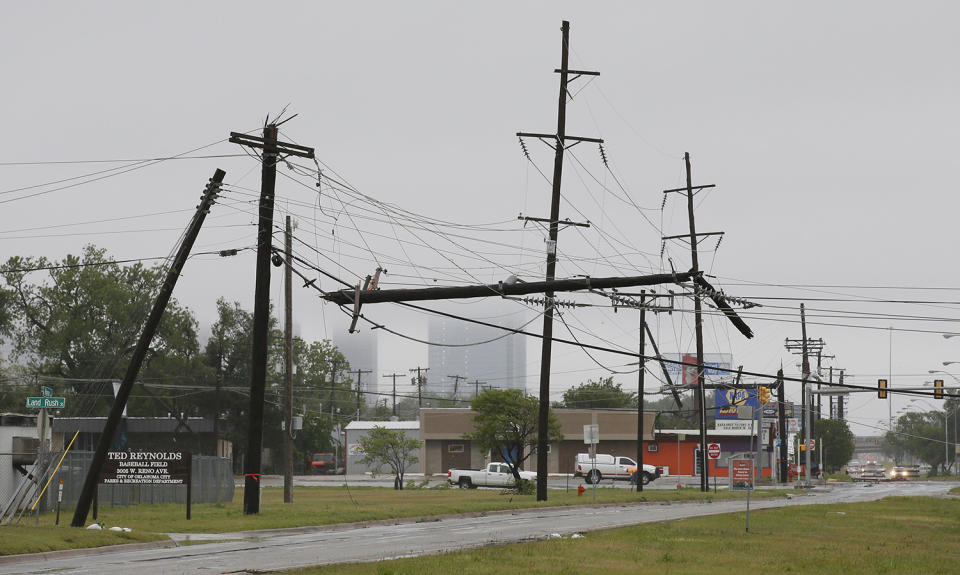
[{"xmin": 1, "ymin": 451, "xmax": 234, "ymax": 515}]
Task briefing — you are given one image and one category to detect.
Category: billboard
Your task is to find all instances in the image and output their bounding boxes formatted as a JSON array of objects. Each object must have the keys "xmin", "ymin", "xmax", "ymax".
[
  {"xmin": 715, "ymin": 387, "xmax": 758, "ymax": 419},
  {"xmin": 665, "ymin": 353, "xmax": 734, "ymax": 386},
  {"xmin": 762, "ymin": 401, "xmax": 794, "ymax": 420}
]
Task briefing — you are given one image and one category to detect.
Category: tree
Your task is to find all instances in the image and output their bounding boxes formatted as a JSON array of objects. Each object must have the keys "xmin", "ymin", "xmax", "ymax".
[
  {"xmin": 813, "ymin": 418, "xmax": 855, "ymax": 473},
  {"xmin": 885, "ymin": 411, "xmax": 950, "ymax": 474},
  {"xmin": 466, "ymin": 389, "xmax": 563, "ymax": 484},
  {"xmin": 199, "ymin": 299, "xmax": 352, "ymax": 472},
  {"xmin": 1, "ymin": 246, "xmax": 201, "ymax": 416},
  {"xmin": 0, "ymin": 286, "xmax": 13, "ymax": 344},
  {"xmin": 357, "ymin": 426, "xmax": 420, "ymax": 489},
  {"xmin": 558, "ymin": 377, "xmax": 636, "ymax": 409}
]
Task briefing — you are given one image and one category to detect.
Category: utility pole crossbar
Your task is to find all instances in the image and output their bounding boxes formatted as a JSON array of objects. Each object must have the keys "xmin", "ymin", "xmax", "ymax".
[
  {"xmin": 228, "ymin": 132, "xmax": 315, "ymax": 158},
  {"xmin": 520, "ymin": 216, "xmax": 591, "ymax": 228},
  {"xmin": 516, "ymin": 132, "xmax": 604, "ymax": 145}
]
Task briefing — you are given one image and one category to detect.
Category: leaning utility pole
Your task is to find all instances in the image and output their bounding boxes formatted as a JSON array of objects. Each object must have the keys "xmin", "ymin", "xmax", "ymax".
[
  {"xmin": 71, "ymin": 169, "xmax": 225, "ymax": 527},
  {"xmin": 517, "ymin": 20, "xmax": 602, "ymax": 502},
  {"xmin": 383, "ymin": 373, "xmax": 403, "ymax": 416},
  {"xmin": 283, "ymin": 216, "xmax": 294, "ymax": 504},
  {"xmin": 447, "ymin": 374, "xmax": 467, "ymax": 400},
  {"xmin": 230, "ymin": 125, "xmax": 314, "ymax": 515}
]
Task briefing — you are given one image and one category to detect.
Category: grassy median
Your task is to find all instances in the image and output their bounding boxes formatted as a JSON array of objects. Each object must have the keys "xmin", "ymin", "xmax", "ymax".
[
  {"xmin": 0, "ymin": 483, "xmax": 788, "ymax": 554},
  {"xmin": 292, "ymin": 496, "xmax": 960, "ymax": 575}
]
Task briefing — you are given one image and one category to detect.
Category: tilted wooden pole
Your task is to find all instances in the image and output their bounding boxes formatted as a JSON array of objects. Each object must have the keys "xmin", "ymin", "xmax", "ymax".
[{"xmin": 71, "ymin": 169, "xmax": 225, "ymax": 527}]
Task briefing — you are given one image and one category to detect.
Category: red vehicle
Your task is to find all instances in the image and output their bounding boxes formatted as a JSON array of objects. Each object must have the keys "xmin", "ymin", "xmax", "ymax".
[
  {"xmin": 788, "ymin": 463, "xmax": 821, "ymax": 481},
  {"xmin": 310, "ymin": 453, "xmax": 338, "ymax": 474}
]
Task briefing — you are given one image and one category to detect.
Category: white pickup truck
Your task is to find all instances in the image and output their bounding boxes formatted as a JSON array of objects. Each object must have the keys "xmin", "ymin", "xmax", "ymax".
[
  {"xmin": 447, "ymin": 462, "xmax": 536, "ymax": 488},
  {"xmin": 574, "ymin": 453, "xmax": 661, "ymax": 485}
]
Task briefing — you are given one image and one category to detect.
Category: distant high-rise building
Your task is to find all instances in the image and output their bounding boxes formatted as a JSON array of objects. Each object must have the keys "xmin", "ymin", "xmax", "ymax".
[
  {"xmin": 427, "ymin": 310, "xmax": 526, "ymax": 399},
  {"xmin": 334, "ymin": 329, "xmax": 379, "ymax": 406}
]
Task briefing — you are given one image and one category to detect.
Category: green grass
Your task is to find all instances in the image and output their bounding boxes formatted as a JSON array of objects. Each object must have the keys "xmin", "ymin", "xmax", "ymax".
[
  {"xmin": 0, "ymin": 524, "xmax": 167, "ymax": 556},
  {"xmin": 290, "ymin": 496, "xmax": 960, "ymax": 575},
  {"xmin": 0, "ymin": 484, "xmax": 790, "ymax": 555},
  {"xmin": 28, "ymin": 485, "xmax": 792, "ymax": 535}
]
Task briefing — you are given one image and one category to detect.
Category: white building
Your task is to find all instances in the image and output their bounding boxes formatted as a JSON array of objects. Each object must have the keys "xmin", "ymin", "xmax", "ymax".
[{"xmin": 344, "ymin": 420, "xmax": 420, "ymax": 475}]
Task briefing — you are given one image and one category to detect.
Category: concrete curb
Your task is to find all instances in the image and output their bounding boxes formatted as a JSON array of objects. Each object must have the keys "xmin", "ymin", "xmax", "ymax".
[
  {"xmin": 0, "ymin": 539, "xmax": 178, "ymax": 566},
  {"xmin": 164, "ymin": 493, "xmax": 790, "ymax": 542}
]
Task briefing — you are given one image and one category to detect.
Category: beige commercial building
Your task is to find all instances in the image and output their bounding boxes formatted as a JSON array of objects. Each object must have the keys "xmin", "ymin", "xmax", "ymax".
[{"xmin": 419, "ymin": 407, "xmax": 656, "ymax": 475}]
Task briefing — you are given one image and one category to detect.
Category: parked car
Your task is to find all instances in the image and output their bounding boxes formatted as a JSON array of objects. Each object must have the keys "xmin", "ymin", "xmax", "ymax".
[
  {"xmin": 574, "ymin": 453, "xmax": 659, "ymax": 484},
  {"xmin": 627, "ymin": 465, "xmax": 663, "ymax": 485},
  {"xmin": 447, "ymin": 462, "xmax": 536, "ymax": 488},
  {"xmin": 310, "ymin": 452, "xmax": 339, "ymax": 474}
]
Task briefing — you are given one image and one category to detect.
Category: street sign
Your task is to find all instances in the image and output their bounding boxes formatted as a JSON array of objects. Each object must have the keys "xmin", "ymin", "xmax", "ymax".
[
  {"xmin": 26, "ymin": 397, "xmax": 66, "ymax": 409},
  {"xmin": 807, "ymin": 439, "xmax": 816, "ymax": 451},
  {"xmin": 707, "ymin": 443, "xmax": 721, "ymax": 459},
  {"xmin": 583, "ymin": 424, "xmax": 599, "ymax": 445},
  {"xmin": 731, "ymin": 458, "xmax": 754, "ymax": 491},
  {"xmin": 41, "ymin": 386, "xmax": 53, "ymax": 398}
]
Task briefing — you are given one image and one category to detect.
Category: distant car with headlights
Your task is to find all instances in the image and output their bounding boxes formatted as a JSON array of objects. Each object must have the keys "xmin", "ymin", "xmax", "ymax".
[
  {"xmin": 856, "ymin": 462, "xmax": 886, "ymax": 482},
  {"xmin": 889, "ymin": 465, "xmax": 920, "ymax": 480}
]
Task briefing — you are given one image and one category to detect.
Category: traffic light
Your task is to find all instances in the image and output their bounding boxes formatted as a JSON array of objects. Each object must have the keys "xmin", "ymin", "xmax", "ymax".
[
  {"xmin": 934, "ymin": 379, "xmax": 944, "ymax": 400},
  {"xmin": 878, "ymin": 379, "xmax": 888, "ymax": 399},
  {"xmin": 758, "ymin": 386, "xmax": 771, "ymax": 405}
]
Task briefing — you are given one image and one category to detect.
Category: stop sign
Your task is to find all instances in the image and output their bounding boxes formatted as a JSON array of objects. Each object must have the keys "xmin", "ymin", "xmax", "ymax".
[{"xmin": 707, "ymin": 443, "xmax": 721, "ymax": 459}]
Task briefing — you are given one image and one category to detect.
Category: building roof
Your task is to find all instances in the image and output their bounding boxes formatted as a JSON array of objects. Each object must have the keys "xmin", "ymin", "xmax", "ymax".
[
  {"xmin": 0, "ymin": 413, "xmax": 38, "ymax": 427},
  {"xmin": 658, "ymin": 428, "xmax": 760, "ymax": 437},
  {"xmin": 51, "ymin": 416, "xmax": 214, "ymax": 433},
  {"xmin": 344, "ymin": 420, "xmax": 419, "ymax": 431}
]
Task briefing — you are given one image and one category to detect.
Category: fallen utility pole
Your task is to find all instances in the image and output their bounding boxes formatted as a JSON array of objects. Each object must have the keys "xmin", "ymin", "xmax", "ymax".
[
  {"xmin": 324, "ymin": 272, "xmax": 694, "ymax": 306},
  {"xmin": 230, "ymin": 125, "xmax": 314, "ymax": 515},
  {"xmin": 71, "ymin": 169, "xmax": 225, "ymax": 527}
]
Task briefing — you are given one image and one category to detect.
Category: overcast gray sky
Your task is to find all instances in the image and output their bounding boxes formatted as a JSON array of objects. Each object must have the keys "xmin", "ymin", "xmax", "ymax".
[{"xmin": 4, "ymin": 2, "xmax": 960, "ymax": 437}]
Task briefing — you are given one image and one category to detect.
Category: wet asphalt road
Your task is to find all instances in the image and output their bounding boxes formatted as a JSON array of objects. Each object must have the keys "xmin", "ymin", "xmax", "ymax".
[{"xmin": 0, "ymin": 480, "xmax": 954, "ymax": 574}]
